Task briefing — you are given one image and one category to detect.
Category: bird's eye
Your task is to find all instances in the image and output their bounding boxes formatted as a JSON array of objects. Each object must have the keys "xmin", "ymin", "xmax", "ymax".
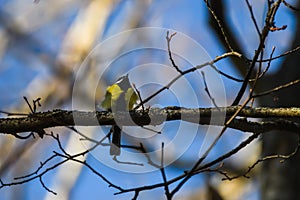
[{"xmin": 115, "ymin": 79, "xmax": 123, "ymax": 84}]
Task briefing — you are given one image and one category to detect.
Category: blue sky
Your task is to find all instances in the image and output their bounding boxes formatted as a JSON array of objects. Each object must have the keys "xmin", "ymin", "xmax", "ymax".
[{"xmin": 0, "ymin": 0, "xmax": 297, "ymax": 199}]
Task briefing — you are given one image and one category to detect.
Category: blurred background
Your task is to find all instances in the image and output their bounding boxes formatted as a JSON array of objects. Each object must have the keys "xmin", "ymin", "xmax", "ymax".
[{"xmin": 0, "ymin": 0, "xmax": 297, "ymax": 199}]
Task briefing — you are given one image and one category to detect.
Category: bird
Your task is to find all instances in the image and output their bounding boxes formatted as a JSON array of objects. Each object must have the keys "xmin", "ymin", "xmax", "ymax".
[{"xmin": 101, "ymin": 74, "xmax": 138, "ymax": 155}]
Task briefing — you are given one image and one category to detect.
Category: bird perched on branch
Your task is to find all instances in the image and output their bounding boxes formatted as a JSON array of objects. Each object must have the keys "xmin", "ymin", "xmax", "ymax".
[{"xmin": 101, "ymin": 74, "xmax": 138, "ymax": 155}]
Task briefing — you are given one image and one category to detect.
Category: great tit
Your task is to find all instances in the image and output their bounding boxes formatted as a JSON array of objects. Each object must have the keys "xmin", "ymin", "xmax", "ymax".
[{"xmin": 101, "ymin": 74, "xmax": 138, "ymax": 155}]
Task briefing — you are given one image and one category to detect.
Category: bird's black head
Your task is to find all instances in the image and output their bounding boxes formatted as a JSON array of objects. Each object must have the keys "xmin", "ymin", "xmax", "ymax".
[{"xmin": 116, "ymin": 74, "xmax": 131, "ymax": 90}]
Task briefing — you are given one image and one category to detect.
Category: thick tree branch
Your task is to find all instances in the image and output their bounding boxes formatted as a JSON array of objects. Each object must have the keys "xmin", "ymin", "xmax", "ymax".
[{"xmin": 1, "ymin": 106, "xmax": 300, "ymax": 136}]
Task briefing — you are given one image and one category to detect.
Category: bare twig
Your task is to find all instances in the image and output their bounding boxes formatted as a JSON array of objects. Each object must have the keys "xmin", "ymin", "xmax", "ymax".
[
  {"xmin": 201, "ymin": 71, "xmax": 219, "ymax": 108},
  {"xmin": 283, "ymin": 0, "xmax": 300, "ymax": 11},
  {"xmin": 257, "ymin": 46, "xmax": 276, "ymax": 79},
  {"xmin": 256, "ymin": 45, "xmax": 300, "ymax": 63},
  {"xmin": 170, "ymin": 97, "xmax": 250, "ymax": 196},
  {"xmin": 139, "ymin": 143, "xmax": 161, "ymax": 168},
  {"xmin": 4, "ymin": 132, "xmax": 125, "ymax": 195},
  {"xmin": 134, "ymin": 51, "xmax": 242, "ymax": 110},
  {"xmin": 222, "ymin": 133, "xmax": 300, "ymax": 181},
  {"xmin": 115, "ymin": 131, "xmax": 264, "ymax": 196},
  {"xmin": 166, "ymin": 31, "xmax": 182, "ymax": 74},
  {"xmin": 159, "ymin": 143, "xmax": 171, "ymax": 199},
  {"xmin": 204, "ymin": 0, "xmax": 234, "ymax": 52},
  {"xmin": 0, "ymin": 110, "xmax": 28, "ymax": 116},
  {"xmin": 113, "ymin": 156, "xmax": 143, "ymax": 166},
  {"xmin": 210, "ymin": 64, "xmax": 244, "ymax": 82},
  {"xmin": 252, "ymin": 79, "xmax": 300, "ymax": 98},
  {"xmin": 232, "ymin": 0, "xmax": 283, "ymax": 105},
  {"xmin": 23, "ymin": 96, "xmax": 41, "ymax": 114},
  {"xmin": 23, "ymin": 96, "xmax": 34, "ymax": 114},
  {"xmin": 245, "ymin": 0, "xmax": 262, "ymax": 37},
  {"xmin": 40, "ymin": 176, "xmax": 57, "ymax": 195}
]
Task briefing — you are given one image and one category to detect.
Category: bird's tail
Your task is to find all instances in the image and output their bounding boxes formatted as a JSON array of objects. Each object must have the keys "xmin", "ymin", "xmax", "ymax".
[{"xmin": 110, "ymin": 125, "xmax": 121, "ymax": 156}]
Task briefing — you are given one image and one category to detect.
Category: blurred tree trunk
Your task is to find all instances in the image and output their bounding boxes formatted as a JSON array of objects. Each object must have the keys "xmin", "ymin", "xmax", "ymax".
[
  {"xmin": 208, "ymin": 0, "xmax": 300, "ymax": 199},
  {"xmin": 259, "ymin": 1, "xmax": 300, "ymax": 199}
]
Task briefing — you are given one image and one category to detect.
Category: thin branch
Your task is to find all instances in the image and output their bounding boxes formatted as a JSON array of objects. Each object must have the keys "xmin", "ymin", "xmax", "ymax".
[
  {"xmin": 40, "ymin": 176, "xmax": 57, "ymax": 195},
  {"xmin": 252, "ymin": 79, "xmax": 300, "ymax": 98},
  {"xmin": 257, "ymin": 46, "xmax": 276, "ymax": 79},
  {"xmin": 283, "ymin": 0, "xmax": 300, "ymax": 11},
  {"xmin": 3, "ymin": 133, "xmax": 124, "ymax": 195},
  {"xmin": 115, "ymin": 131, "xmax": 265, "ymax": 196},
  {"xmin": 166, "ymin": 31, "xmax": 183, "ymax": 74},
  {"xmin": 113, "ymin": 156, "xmax": 143, "ymax": 166},
  {"xmin": 23, "ymin": 96, "xmax": 34, "ymax": 114},
  {"xmin": 139, "ymin": 143, "xmax": 161, "ymax": 168},
  {"xmin": 245, "ymin": 0, "xmax": 262, "ymax": 37},
  {"xmin": 256, "ymin": 45, "xmax": 300, "ymax": 62},
  {"xmin": 222, "ymin": 133, "xmax": 300, "ymax": 181},
  {"xmin": 159, "ymin": 143, "xmax": 171, "ymax": 199},
  {"xmin": 170, "ymin": 98, "xmax": 251, "ymax": 196},
  {"xmin": 210, "ymin": 64, "xmax": 244, "ymax": 82},
  {"xmin": 204, "ymin": 0, "xmax": 234, "ymax": 52},
  {"xmin": 210, "ymin": 63, "xmax": 271, "ymax": 83},
  {"xmin": 196, "ymin": 132, "xmax": 260, "ymax": 175},
  {"xmin": 134, "ymin": 51, "xmax": 243, "ymax": 110},
  {"xmin": 0, "ymin": 153, "xmax": 69, "ymax": 191},
  {"xmin": 201, "ymin": 71, "xmax": 219, "ymax": 108},
  {"xmin": 23, "ymin": 97, "xmax": 41, "ymax": 114},
  {"xmin": 132, "ymin": 191, "xmax": 139, "ymax": 200},
  {"xmin": 14, "ymin": 153, "xmax": 59, "ymax": 180},
  {"xmin": 232, "ymin": 0, "xmax": 283, "ymax": 105},
  {"xmin": 0, "ymin": 110, "xmax": 28, "ymax": 116}
]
